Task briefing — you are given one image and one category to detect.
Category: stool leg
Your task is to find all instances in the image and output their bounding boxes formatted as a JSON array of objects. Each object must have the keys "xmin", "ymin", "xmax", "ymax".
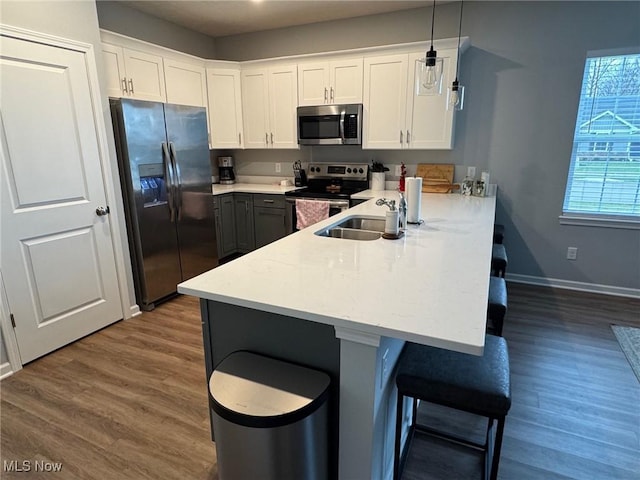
[
  {"xmin": 490, "ymin": 417, "xmax": 506, "ymax": 480},
  {"xmin": 394, "ymin": 391, "xmax": 404, "ymax": 480}
]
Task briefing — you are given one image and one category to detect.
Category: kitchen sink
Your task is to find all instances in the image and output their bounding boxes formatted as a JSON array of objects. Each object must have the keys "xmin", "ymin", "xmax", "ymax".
[{"xmin": 315, "ymin": 215, "xmax": 385, "ymax": 241}]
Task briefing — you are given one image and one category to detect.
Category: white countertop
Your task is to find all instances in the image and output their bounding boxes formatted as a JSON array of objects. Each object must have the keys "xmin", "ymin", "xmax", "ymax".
[
  {"xmin": 212, "ymin": 183, "xmax": 300, "ymax": 195},
  {"xmin": 179, "ymin": 191, "xmax": 496, "ymax": 355}
]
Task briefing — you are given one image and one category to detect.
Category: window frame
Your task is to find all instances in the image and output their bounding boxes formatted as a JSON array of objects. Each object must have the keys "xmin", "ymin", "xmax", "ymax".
[{"xmin": 560, "ymin": 46, "xmax": 640, "ymax": 230}]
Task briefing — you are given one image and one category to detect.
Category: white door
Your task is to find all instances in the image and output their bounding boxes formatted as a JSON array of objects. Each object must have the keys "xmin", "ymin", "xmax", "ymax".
[
  {"xmin": 241, "ymin": 69, "xmax": 270, "ymax": 148},
  {"xmin": 207, "ymin": 68, "xmax": 244, "ymax": 149},
  {"xmin": 330, "ymin": 58, "xmax": 363, "ymax": 104},
  {"xmin": 298, "ymin": 62, "xmax": 329, "ymax": 106},
  {"xmin": 164, "ymin": 58, "xmax": 207, "ymax": 108},
  {"xmin": 0, "ymin": 35, "xmax": 122, "ymax": 364},
  {"xmin": 406, "ymin": 50, "xmax": 456, "ymax": 150},
  {"xmin": 268, "ymin": 65, "xmax": 298, "ymax": 149},
  {"xmin": 123, "ymin": 48, "xmax": 166, "ymax": 102},
  {"xmin": 363, "ymin": 54, "xmax": 408, "ymax": 149},
  {"xmin": 102, "ymin": 43, "xmax": 127, "ymax": 98}
]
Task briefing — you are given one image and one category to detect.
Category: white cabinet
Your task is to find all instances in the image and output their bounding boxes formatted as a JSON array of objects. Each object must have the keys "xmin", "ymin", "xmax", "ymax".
[
  {"xmin": 363, "ymin": 49, "xmax": 456, "ymax": 150},
  {"xmin": 101, "ymin": 43, "xmax": 166, "ymax": 102},
  {"xmin": 207, "ymin": 68, "xmax": 244, "ymax": 149},
  {"xmin": 164, "ymin": 58, "xmax": 207, "ymax": 107},
  {"xmin": 241, "ymin": 65, "xmax": 298, "ymax": 149},
  {"xmin": 298, "ymin": 58, "xmax": 363, "ymax": 106}
]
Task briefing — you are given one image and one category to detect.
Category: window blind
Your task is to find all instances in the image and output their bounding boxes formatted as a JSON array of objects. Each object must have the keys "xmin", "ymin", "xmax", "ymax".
[{"xmin": 563, "ymin": 53, "xmax": 640, "ymax": 218}]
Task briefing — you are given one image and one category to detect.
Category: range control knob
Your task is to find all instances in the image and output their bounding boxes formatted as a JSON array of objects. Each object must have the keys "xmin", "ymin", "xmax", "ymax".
[
  {"xmin": 347, "ymin": 168, "xmax": 352, "ymax": 173},
  {"xmin": 358, "ymin": 168, "xmax": 364, "ymax": 174}
]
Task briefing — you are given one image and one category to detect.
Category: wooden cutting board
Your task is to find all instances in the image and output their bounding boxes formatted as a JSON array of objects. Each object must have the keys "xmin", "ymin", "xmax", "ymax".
[{"xmin": 415, "ymin": 164, "xmax": 456, "ymax": 193}]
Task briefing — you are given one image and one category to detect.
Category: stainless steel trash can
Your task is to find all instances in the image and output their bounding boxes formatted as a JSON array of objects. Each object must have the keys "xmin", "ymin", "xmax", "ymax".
[{"xmin": 209, "ymin": 351, "xmax": 331, "ymax": 480}]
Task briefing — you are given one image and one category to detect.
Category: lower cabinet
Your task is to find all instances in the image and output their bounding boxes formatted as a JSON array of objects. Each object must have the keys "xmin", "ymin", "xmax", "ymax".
[
  {"xmin": 253, "ymin": 194, "xmax": 287, "ymax": 249},
  {"xmin": 215, "ymin": 193, "xmax": 288, "ymax": 259},
  {"xmin": 233, "ymin": 193, "xmax": 255, "ymax": 253}
]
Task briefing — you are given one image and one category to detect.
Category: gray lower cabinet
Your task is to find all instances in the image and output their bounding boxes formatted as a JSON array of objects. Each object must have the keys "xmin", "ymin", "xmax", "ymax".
[
  {"xmin": 233, "ymin": 193, "xmax": 255, "ymax": 253},
  {"xmin": 253, "ymin": 194, "xmax": 287, "ymax": 249},
  {"xmin": 214, "ymin": 194, "xmax": 237, "ymax": 259}
]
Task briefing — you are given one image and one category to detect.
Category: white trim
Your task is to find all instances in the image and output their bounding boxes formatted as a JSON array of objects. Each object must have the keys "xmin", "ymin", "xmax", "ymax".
[
  {"xmin": 334, "ymin": 326, "xmax": 381, "ymax": 347},
  {"xmin": 559, "ymin": 214, "xmax": 640, "ymax": 230},
  {"xmin": 507, "ymin": 273, "xmax": 640, "ymax": 299},
  {"xmin": 128, "ymin": 305, "xmax": 142, "ymax": 319},
  {"xmin": 586, "ymin": 45, "xmax": 640, "ymax": 58},
  {"xmin": 0, "ymin": 23, "xmax": 92, "ymax": 52},
  {"xmin": 0, "ymin": 271, "xmax": 23, "ymax": 374},
  {"xmin": 0, "ymin": 362, "xmax": 13, "ymax": 380}
]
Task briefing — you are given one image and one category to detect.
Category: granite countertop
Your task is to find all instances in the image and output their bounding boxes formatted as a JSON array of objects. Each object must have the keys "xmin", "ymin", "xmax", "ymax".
[{"xmin": 179, "ymin": 191, "xmax": 496, "ymax": 355}]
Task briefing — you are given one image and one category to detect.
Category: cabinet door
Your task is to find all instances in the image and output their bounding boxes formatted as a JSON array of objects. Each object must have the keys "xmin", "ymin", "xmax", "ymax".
[
  {"xmin": 363, "ymin": 54, "xmax": 408, "ymax": 149},
  {"xmin": 218, "ymin": 194, "xmax": 237, "ymax": 258},
  {"xmin": 164, "ymin": 58, "xmax": 207, "ymax": 107},
  {"xmin": 207, "ymin": 68, "xmax": 244, "ymax": 149},
  {"xmin": 254, "ymin": 206, "xmax": 287, "ymax": 249},
  {"xmin": 123, "ymin": 48, "xmax": 166, "ymax": 102},
  {"xmin": 405, "ymin": 50, "xmax": 456, "ymax": 150},
  {"xmin": 298, "ymin": 62, "xmax": 329, "ymax": 106},
  {"xmin": 330, "ymin": 58, "xmax": 363, "ymax": 104},
  {"xmin": 241, "ymin": 69, "xmax": 270, "ymax": 149},
  {"xmin": 102, "ymin": 43, "xmax": 126, "ymax": 98},
  {"xmin": 268, "ymin": 65, "xmax": 298, "ymax": 149},
  {"xmin": 234, "ymin": 194, "xmax": 255, "ymax": 252}
]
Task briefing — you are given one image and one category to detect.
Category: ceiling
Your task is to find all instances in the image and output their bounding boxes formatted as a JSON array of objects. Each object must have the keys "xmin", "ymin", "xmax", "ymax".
[{"xmin": 116, "ymin": 0, "xmax": 433, "ymax": 38}]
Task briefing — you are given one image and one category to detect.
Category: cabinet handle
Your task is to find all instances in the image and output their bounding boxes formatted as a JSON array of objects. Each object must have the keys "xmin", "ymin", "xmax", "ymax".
[
  {"xmin": 239, "ymin": 132, "xmax": 242, "ymax": 145},
  {"xmin": 121, "ymin": 78, "xmax": 128, "ymax": 94},
  {"xmin": 270, "ymin": 132, "xmax": 274, "ymax": 145},
  {"xmin": 400, "ymin": 130, "xmax": 403, "ymax": 144},
  {"xmin": 324, "ymin": 87, "xmax": 328, "ymax": 103},
  {"xmin": 330, "ymin": 87, "xmax": 334, "ymax": 103},
  {"xmin": 245, "ymin": 201, "xmax": 249, "ymax": 213},
  {"xmin": 263, "ymin": 199, "xmax": 274, "ymax": 204},
  {"xmin": 265, "ymin": 132, "xmax": 269, "ymax": 145},
  {"xmin": 406, "ymin": 130, "xmax": 411, "ymax": 144},
  {"xmin": 128, "ymin": 79, "xmax": 134, "ymax": 95}
]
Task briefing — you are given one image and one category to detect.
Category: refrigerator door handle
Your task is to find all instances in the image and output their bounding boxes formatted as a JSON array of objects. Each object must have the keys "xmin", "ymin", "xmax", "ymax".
[
  {"xmin": 162, "ymin": 142, "xmax": 176, "ymax": 223},
  {"xmin": 168, "ymin": 142, "xmax": 182, "ymax": 222}
]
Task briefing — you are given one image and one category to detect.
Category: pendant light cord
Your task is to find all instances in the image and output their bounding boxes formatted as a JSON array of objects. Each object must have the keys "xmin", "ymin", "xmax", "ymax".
[
  {"xmin": 454, "ymin": 0, "xmax": 464, "ymax": 82},
  {"xmin": 429, "ymin": 0, "xmax": 436, "ymax": 48}
]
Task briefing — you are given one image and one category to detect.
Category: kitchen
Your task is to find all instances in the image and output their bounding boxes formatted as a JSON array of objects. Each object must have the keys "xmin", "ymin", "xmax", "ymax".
[{"xmin": 1, "ymin": 1, "xmax": 639, "ymax": 479}]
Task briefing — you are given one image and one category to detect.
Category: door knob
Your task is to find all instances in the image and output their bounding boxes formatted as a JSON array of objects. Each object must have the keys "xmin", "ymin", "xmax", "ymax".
[{"xmin": 96, "ymin": 206, "xmax": 110, "ymax": 216}]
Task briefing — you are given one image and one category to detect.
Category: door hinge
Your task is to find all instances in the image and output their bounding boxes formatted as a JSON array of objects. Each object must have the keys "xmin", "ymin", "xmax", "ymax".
[{"xmin": 10, "ymin": 313, "xmax": 16, "ymax": 328}]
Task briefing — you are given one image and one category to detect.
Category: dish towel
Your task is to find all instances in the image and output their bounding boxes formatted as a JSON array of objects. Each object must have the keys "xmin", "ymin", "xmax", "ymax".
[{"xmin": 296, "ymin": 199, "xmax": 330, "ymax": 230}]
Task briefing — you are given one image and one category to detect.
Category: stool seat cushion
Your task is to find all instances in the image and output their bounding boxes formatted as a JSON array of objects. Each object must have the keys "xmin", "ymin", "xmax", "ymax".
[
  {"xmin": 488, "ymin": 276, "xmax": 507, "ymax": 321},
  {"xmin": 396, "ymin": 335, "xmax": 511, "ymax": 418}
]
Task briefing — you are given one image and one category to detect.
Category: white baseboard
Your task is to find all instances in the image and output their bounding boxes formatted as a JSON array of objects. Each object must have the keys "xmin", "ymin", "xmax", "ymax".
[
  {"xmin": 506, "ymin": 273, "xmax": 640, "ymax": 299},
  {"xmin": 0, "ymin": 362, "xmax": 13, "ymax": 380},
  {"xmin": 128, "ymin": 304, "xmax": 142, "ymax": 319}
]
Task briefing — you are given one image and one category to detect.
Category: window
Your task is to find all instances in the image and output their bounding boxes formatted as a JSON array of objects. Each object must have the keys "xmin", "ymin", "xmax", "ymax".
[{"xmin": 562, "ymin": 51, "xmax": 640, "ymax": 225}]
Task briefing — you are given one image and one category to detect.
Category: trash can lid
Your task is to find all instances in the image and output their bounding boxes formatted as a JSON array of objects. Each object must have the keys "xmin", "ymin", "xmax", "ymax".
[{"xmin": 209, "ymin": 351, "xmax": 331, "ymax": 428}]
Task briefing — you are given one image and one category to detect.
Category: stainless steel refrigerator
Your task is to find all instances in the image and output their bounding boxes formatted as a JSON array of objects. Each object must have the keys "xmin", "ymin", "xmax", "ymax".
[{"xmin": 110, "ymin": 98, "xmax": 217, "ymax": 311}]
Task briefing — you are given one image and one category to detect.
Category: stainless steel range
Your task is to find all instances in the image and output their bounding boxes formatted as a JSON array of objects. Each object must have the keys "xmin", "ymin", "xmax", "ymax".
[{"xmin": 284, "ymin": 162, "xmax": 369, "ymax": 232}]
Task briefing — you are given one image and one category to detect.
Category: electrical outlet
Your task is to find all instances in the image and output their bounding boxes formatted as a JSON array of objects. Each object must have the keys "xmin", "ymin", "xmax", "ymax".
[
  {"xmin": 567, "ymin": 247, "xmax": 578, "ymax": 260},
  {"xmin": 275, "ymin": 163, "xmax": 281, "ymax": 173},
  {"xmin": 395, "ymin": 165, "xmax": 402, "ymax": 176},
  {"xmin": 467, "ymin": 166, "xmax": 477, "ymax": 178}
]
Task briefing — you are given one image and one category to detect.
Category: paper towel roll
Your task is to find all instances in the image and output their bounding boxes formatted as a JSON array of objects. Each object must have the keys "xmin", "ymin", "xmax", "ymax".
[{"xmin": 406, "ymin": 177, "xmax": 422, "ymax": 223}]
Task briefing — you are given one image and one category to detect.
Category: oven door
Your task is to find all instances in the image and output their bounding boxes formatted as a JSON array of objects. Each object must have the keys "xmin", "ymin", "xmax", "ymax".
[{"xmin": 285, "ymin": 197, "xmax": 350, "ymax": 233}]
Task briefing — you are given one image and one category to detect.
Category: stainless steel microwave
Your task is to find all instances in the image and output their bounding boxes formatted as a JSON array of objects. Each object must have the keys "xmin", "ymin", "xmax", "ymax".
[{"xmin": 297, "ymin": 104, "xmax": 363, "ymax": 145}]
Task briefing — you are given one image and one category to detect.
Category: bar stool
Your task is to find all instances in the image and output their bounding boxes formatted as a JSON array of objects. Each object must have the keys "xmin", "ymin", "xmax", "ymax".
[
  {"xmin": 394, "ymin": 335, "xmax": 511, "ymax": 480},
  {"xmin": 487, "ymin": 276, "xmax": 507, "ymax": 337},
  {"xmin": 491, "ymin": 244, "xmax": 508, "ymax": 278},
  {"xmin": 493, "ymin": 224, "xmax": 505, "ymax": 244}
]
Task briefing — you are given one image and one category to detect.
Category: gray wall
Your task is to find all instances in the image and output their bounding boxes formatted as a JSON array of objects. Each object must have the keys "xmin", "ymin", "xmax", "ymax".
[
  {"xmin": 216, "ymin": 1, "xmax": 640, "ymax": 291},
  {"xmin": 96, "ymin": 1, "xmax": 216, "ymax": 58}
]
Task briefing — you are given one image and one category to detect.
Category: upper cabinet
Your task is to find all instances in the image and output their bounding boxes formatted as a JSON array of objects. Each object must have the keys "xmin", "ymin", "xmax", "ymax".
[
  {"xmin": 241, "ymin": 64, "xmax": 298, "ymax": 149},
  {"xmin": 207, "ymin": 67, "xmax": 244, "ymax": 149},
  {"xmin": 164, "ymin": 58, "xmax": 207, "ymax": 108},
  {"xmin": 102, "ymin": 43, "xmax": 166, "ymax": 102},
  {"xmin": 298, "ymin": 58, "xmax": 363, "ymax": 106},
  {"xmin": 363, "ymin": 49, "xmax": 456, "ymax": 150}
]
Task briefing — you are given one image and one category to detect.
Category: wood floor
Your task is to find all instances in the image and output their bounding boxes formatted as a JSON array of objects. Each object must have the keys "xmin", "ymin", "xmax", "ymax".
[{"xmin": 1, "ymin": 283, "xmax": 639, "ymax": 479}]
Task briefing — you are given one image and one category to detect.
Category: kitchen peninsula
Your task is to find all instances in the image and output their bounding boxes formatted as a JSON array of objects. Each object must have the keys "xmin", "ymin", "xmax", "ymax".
[{"xmin": 178, "ymin": 191, "xmax": 496, "ymax": 479}]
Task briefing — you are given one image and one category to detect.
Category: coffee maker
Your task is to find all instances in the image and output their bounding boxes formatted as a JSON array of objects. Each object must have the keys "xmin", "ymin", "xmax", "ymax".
[{"xmin": 218, "ymin": 156, "xmax": 236, "ymax": 184}]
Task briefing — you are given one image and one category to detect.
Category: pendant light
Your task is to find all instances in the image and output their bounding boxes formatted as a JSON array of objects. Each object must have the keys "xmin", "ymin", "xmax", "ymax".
[
  {"xmin": 447, "ymin": 0, "xmax": 465, "ymax": 110},
  {"xmin": 418, "ymin": 0, "xmax": 444, "ymax": 95}
]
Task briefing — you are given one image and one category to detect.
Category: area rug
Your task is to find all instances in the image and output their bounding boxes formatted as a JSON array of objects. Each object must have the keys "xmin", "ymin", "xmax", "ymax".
[{"xmin": 611, "ymin": 325, "xmax": 640, "ymax": 383}]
